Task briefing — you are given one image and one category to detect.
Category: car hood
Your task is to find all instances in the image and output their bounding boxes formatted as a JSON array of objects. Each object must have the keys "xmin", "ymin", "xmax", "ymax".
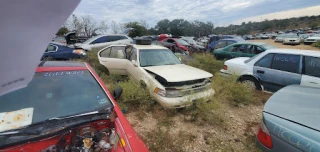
[
  {"xmin": 143, "ymin": 64, "xmax": 212, "ymax": 82},
  {"xmin": 194, "ymin": 44, "xmax": 205, "ymax": 49},
  {"xmin": 264, "ymin": 85, "xmax": 320, "ymax": 131},
  {"xmin": 307, "ymin": 36, "xmax": 320, "ymax": 40}
]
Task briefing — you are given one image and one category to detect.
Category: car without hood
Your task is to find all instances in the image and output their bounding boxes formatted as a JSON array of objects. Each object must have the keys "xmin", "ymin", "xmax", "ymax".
[
  {"xmin": 97, "ymin": 40, "xmax": 214, "ymax": 108},
  {"xmin": 42, "ymin": 42, "xmax": 87, "ymax": 60},
  {"xmin": 256, "ymin": 85, "xmax": 320, "ymax": 151}
]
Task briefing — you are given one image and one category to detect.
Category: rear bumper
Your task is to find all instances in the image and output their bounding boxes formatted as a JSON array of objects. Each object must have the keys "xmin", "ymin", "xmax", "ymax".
[
  {"xmin": 256, "ymin": 134, "xmax": 301, "ymax": 152},
  {"xmin": 152, "ymin": 89, "xmax": 215, "ymax": 108}
]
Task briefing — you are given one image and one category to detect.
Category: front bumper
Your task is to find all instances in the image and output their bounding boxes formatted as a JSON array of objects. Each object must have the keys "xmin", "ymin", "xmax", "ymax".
[
  {"xmin": 219, "ymin": 70, "xmax": 232, "ymax": 78},
  {"xmin": 283, "ymin": 41, "xmax": 300, "ymax": 44},
  {"xmin": 152, "ymin": 89, "xmax": 215, "ymax": 108}
]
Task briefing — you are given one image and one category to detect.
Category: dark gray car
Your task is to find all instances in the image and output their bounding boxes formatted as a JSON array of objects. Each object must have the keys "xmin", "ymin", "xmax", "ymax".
[{"xmin": 256, "ymin": 85, "xmax": 320, "ymax": 151}]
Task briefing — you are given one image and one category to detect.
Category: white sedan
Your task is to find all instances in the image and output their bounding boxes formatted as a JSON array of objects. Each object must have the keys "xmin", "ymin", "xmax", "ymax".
[
  {"xmin": 98, "ymin": 41, "xmax": 214, "ymax": 108},
  {"xmin": 282, "ymin": 34, "xmax": 300, "ymax": 45},
  {"xmin": 220, "ymin": 49, "xmax": 320, "ymax": 93}
]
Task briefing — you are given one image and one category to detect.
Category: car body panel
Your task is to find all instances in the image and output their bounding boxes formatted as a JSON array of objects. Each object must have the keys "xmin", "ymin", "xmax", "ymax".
[
  {"xmin": 256, "ymin": 85, "xmax": 320, "ymax": 152},
  {"xmin": 304, "ymin": 34, "xmax": 320, "ymax": 44},
  {"xmin": 207, "ymin": 39, "xmax": 238, "ymax": 51},
  {"xmin": 42, "ymin": 42, "xmax": 85, "ymax": 60}
]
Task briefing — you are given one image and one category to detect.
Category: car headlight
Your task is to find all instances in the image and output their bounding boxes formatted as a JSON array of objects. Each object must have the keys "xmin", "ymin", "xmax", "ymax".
[
  {"xmin": 154, "ymin": 87, "xmax": 166, "ymax": 97},
  {"xmin": 166, "ymin": 90, "xmax": 182, "ymax": 98},
  {"xmin": 73, "ymin": 49, "xmax": 87, "ymax": 56}
]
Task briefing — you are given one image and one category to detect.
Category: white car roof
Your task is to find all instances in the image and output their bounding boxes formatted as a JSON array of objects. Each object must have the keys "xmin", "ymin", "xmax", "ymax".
[
  {"xmin": 133, "ymin": 44, "xmax": 168, "ymax": 50},
  {"xmin": 266, "ymin": 49, "xmax": 320, "ymax": 57}
]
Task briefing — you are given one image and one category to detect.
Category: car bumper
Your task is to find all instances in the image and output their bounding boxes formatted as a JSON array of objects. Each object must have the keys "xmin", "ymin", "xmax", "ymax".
[
  {"xmin": 256, "ymin": 135, "xmax": 302, "ymax": 152},
  {"xmin": 283, "ymin": 41, "xmax": 300, "ymax": 44},
  {"xmin": 274, "ymin": 39, "xmax": 283, "ymax": 42},
  {"xmin": 152, "ymin": 89, "xmax": 215, "ymax": 108},
  {"xmin": 220, "ymin": 71, "xmax": 232, "ymax": 78}
]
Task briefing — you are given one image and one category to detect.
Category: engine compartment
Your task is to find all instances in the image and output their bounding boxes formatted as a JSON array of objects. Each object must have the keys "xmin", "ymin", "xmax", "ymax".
[{"xmin": 1, "ymin": 120, "xmax": 118, "ymax": 152}]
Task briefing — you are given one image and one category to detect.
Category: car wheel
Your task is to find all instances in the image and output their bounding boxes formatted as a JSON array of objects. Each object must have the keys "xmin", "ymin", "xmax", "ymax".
[{"xmin": 240, "ymin": 77, "xmax": 261, "ymax": 90}]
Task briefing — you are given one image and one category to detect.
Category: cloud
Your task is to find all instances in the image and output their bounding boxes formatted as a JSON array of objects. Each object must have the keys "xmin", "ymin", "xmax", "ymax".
[{"xmin": 72, "ymin": 0, "xmax": 320, "ymax": 27}]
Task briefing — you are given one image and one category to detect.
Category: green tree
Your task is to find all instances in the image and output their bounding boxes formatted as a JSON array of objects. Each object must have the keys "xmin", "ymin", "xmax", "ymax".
[
  {"xmin": 56, "ymin": 27, "xmax": 69, "ymax": 36},
  {"xmin": 125, "ymin": 22, "xmax": 148, "ymax": 37},
  {"xmin": 309, "ymin": 22, "xmax": 318, "ymax": 29}
]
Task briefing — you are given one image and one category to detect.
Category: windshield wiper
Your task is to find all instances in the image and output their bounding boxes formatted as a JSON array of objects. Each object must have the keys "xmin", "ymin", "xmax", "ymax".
[{"xmin": 0, "ymin": 107, "xmax": 112, "ymax": 136}]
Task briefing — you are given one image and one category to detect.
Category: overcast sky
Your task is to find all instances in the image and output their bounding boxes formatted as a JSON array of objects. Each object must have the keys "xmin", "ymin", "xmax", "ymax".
[{"xmin": 73, "ymin": 0, "xmax": 320, "ymax": 27}]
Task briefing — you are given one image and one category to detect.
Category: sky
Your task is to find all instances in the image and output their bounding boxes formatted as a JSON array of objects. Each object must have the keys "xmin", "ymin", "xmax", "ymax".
[{"xmin": 72, "ymin": 0, "xmax": 320, "ymax": 27}]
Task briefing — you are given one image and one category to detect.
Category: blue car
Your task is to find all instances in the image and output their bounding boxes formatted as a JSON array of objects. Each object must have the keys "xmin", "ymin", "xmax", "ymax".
[
  {"xmin": 256, "ymin": 85, "xmax": 320, "ymax": 152},
  {"xmin": 207, "ymin": 35, "xmax": 245, "ymax": 50},
  {"xmin": 42, "ymin": 42, "xmax": 87, "ymax": 60},
  {"xmin": 208, "ymin": 39, "xmax": 239, "ymax": 52}
]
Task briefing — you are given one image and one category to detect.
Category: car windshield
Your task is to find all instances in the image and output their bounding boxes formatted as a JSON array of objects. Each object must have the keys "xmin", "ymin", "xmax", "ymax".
[
  {"xmin": 0, "ymin": 70, "xmax": 111, "ymax": 132},
  {"xmin": 261, "ymin": 44, "xmax": 276, "ymax": 50},
  {"xmin": 177, "ymin": 39, "xmax": 190, "ymax": 45},
  {"xmin": 139, "ymin": 49, "xmax": 181, "ymax": 67},
  {"xmin": 285, "ymin": 35, "xmax": 299, "ymax": 38}
]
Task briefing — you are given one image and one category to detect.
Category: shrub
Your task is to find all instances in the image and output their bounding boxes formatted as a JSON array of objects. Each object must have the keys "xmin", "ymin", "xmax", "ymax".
[
  {"xmin": 312, "ymin": 41, "xmax": 320, "ymax": 49},
  {"xmin": 187, "ymin": 53, "xmax": 224, "ymax": 74}
]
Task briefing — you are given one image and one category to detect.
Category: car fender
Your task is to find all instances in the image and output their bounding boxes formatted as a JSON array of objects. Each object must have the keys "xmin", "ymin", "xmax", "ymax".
[{"xmin": 239, "ymin": 72, "xmax": 264, "ymax": 90}]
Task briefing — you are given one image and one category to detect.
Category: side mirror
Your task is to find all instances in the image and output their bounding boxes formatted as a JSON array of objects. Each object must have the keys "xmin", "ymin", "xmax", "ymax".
[
  {"xmin": 113, "ymin": 87, "xmax": 123, "ymax": 100},
  {"xmin": 131, "ymin": 60, "xmax": 138, "ymax": 67}
]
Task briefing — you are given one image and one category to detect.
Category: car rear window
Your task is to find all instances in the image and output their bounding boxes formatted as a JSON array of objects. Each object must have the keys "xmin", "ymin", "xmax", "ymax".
[
  {"xmin": 0, "ymin": 70, "xmax": 111, "ymax": 126},
  {"xmin": 304, "ymin": 56, "xmax": 320, "ymax": 78}
]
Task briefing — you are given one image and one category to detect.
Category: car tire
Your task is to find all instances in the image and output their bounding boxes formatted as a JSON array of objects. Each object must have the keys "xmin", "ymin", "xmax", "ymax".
[{"xmin": 240, "ymin": 77, "xmax": 261, "ymax": 90}]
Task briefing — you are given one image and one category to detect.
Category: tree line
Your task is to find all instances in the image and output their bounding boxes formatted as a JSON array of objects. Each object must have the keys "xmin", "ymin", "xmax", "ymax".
[{"xmin": 57, "ymin": 15, "xmax": 320, "ymax": 38}]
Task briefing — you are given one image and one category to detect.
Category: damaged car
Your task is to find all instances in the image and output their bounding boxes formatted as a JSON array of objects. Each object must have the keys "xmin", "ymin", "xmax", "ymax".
[
  {"xmin": 0, "ymin": 61, "xmax": 149, "ymax": 152},
  {"xmin": 98, "ymin": 39, "xmax": 215, "ymax": 108}
]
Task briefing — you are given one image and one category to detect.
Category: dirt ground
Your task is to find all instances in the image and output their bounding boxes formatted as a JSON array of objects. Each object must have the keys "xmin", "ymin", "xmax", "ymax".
[{"xmin": 249, "ymin": 39, "xmax": 320, "ymax": 51}]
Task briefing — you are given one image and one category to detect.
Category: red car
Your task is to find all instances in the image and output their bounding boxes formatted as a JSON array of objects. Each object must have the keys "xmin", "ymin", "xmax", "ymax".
[
  {"xmin": 0, "ymin": 61, "xmax": 149, "ymax": 152},
  {"xmin": 161, "ymin": 38, "xmax": 191, "ymax": 52}
]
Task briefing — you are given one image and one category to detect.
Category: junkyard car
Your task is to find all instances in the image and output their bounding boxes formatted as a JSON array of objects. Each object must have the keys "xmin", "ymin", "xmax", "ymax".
[
  {"xmin": 282, "ymin": 34, "xmax": 300, "ymax": 45},
  {"xmin": 0, "ymin": 61, "xmax": 149, "ymax": 151},
  {"xmin": 299, "ymin": 33, "xmax": 313, "ymax": 43},
  {"xmin": 274, "ymin": 34, "xmax": 286, "ymax": 42},
  {"xmin": 98, "ymin": 40, "xmax": 214, "ymax": 108},
  {"xmin": 71, "ymin": 34, "xmax": 133, "ymax": 51},
  {"xmin": 256, "ymin": 85, "xmax": 320, "ymax": 151},
  {"xmin": 304, "ymin": 34, "xmax": 320, "ymax": 45},
  {"xmin": 213, "ymin": 42, "xmax": 276, "ymax": 60},
  {"xmin": 220, "ymin": 49, "xmax": 320, "ymax": 92},
  {"xmin": 161, "ymin": 38, "xmax": 192, "ymax": 53},
  {"xmin": 208, "ymin": 39, "xmax": 239, "ymax": 51},
  {"xmin": 42, "ymin": 42, "xmax": 87, "ymax": 60}
]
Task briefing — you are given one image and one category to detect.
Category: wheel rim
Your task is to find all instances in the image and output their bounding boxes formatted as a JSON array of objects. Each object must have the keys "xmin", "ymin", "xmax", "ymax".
[{"xmin": 242, "ymin": 80, "xmax": 256, "ymax": 90}]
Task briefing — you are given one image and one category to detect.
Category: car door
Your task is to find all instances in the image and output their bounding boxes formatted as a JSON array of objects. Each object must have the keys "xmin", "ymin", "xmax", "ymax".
[
  {"xmin": 126, "ymin": 47, "xmax": 144, "ymax": 82},
  {"xmin": 253, "ymin": 53, "xmax": 302, "ymax": 92},
  {"xmin": 301, "ymin": 56, "xmax": 320, "ymax": 88},
  {"xmin": 89, "ymin": 36, "xmax": 109, "ymax": 49},
  {"xmin": 226, "ymin": 44, "xmax": 246, "ymax": 59},
  {"xmin": 98, "ymin": 45, "xmax": 128, "ymax": 75}
]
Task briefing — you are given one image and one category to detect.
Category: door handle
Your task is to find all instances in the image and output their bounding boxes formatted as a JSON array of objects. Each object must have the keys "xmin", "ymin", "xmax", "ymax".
[{"xmin": 257, "ymin": 70, "xmax": 265, "ymax": 74}]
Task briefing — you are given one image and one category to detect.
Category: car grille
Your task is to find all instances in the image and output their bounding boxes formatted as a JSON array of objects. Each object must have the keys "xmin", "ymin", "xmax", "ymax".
[
  {"xmin": 180, "ymin": 85, "xmax": 209, "ymax": 95},
  {"xmin": 307, "ymin": 39, "xmax": 315, "ymax": 41}
]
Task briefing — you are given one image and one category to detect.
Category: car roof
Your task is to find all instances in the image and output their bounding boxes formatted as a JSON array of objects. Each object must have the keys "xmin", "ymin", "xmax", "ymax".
[
  {"xmin": 38, "ymin": 61, "xmax": 86, "ymax": 68},
  {"xmin": 219, "ymin": 38, "xmax": 238, "ymax": 41},
  {"xmin": 233, "ymin": 42, "xmax": 267, "ymax": 45},
  {"xmin": 266, "ymin": 49, "xmax": 320, "ymax": 57},
  {"xmin": 50, "ymin": 42, "xmax": 66, "ymax": 46},
  {"xmin": 133, "ymin": 44, "xmax": 168, "ymax": 50}
]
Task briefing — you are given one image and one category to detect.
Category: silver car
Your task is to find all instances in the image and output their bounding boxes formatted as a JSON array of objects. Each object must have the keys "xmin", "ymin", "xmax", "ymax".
[
  {"xmin": 282, "ymin": 34, "xmax": 300, "ymax": 45},
  {"xmin": 256, "ymin": 85, "xmax": 320, "ymax": 151}
]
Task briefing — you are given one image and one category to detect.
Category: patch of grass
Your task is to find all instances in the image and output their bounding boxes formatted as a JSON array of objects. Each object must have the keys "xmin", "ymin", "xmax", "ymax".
[
  {"xmin": 187, "ymin": 53, "xmax": 224, "ymax": 74},
  {"xmin": 212, "ymin": 74, "xmax": 255, "ymax": 106},
  {"xmin": 312, "ymin": 41, "xmax": 320, "ymax": 49}
]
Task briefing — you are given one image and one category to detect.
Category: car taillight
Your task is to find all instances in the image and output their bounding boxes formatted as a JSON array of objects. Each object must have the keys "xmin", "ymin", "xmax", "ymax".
[
  {"xmin": 257, "ymin": 120, "xmax": 272, "ymax": 149},
  {"xmin": 223, "ymin": 65, "xmax": 228, "ymax": 70}
]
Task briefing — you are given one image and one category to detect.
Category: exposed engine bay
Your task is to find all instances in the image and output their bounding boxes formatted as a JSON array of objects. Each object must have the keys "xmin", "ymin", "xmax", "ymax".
[{"xmin": 1, "ymin": 120, "xmax": 121, "ymax": 152}]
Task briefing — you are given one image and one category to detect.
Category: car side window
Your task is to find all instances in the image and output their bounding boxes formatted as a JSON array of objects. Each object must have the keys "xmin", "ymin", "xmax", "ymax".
[
  {"xmin": 256, "ymin": 47, "xmax": 264, "ymax": 54},
  {"xmin": 91, "ymin": 36, "xmax": 107, "ymax": 44},
  {"xmin": 271, "ymin": 54, "xmax": 301, "ymax": 73},
  {"xmin": 254, "ymin": 54, "xmax": 274, "ymax": 68},
  {"xmin": 215, "ymin": 41, "xmax": 225, "ymax": 49},
  {"xmin": 99, "ymin": 47, "xmax": 111, "ymax": 57},
  {"xmin": 304, "ymin": 56, "xmax": 320, "ymax": 78},
  {"xmin": 117, "ymin": 36, "xmax": 128, "ymax": 40},
  {"xmin": 109, "ymin": 46, "xmax": 125, "ymax": 59},
  {"xmin": 227, "ymin": 41, "xmax": 235, "ymax": 46},
  {"xmin": 229, "ymin": 45, "xmax": 244, "ymax": 52},
  {"xmin": 167, "ymin": 39, "xmax": 175, "ymax": 43},
  {"xmin": 129, "ymin": 48, "xmax": 137, "ymax": 61},
  {"xmin": 246, "ymin": 45, "xmax": 255, "ymax": 54},
  {"xmin": 46, "ymin": 45, "xmax": 57, "ymax": 52}
]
